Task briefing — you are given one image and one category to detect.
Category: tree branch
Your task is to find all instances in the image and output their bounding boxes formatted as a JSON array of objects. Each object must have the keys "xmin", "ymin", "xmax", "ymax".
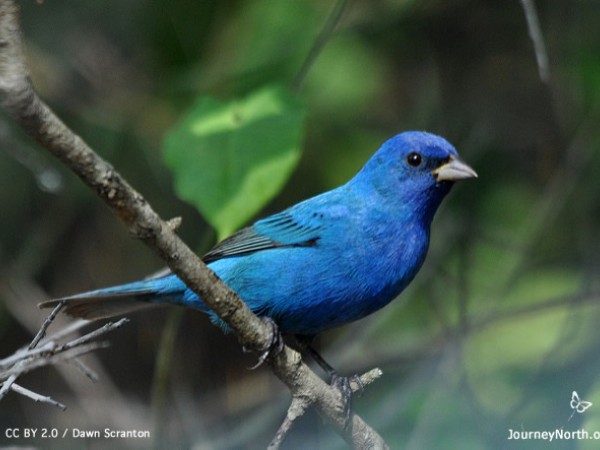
[{"xmin": 0, "ymin": 2, "xmax": 388, "ymax": 447}]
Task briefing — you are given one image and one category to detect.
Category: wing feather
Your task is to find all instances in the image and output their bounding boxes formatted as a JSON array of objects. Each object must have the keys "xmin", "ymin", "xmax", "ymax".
[{"xmin": 202, "ymin": 211, "xmax": 322, "ymax": 263}]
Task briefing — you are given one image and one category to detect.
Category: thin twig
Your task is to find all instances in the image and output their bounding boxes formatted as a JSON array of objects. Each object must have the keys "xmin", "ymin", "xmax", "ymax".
[
  {"xmin": 0, "ymin": 374, "xmax": 17, "ymax": 400},
  {"xmin": 0, "ymin": 303, "xmax": 64, "ymax": 399},
  {"xmin": 0, "ymin": 342, "xmax": 55, "ymax": 371},
  {"xmin": 54, "ymin": 318, "xmax": 129, "ymax": 353},
  {"xmin": 0, "ymin": 319, "xmax": 128, "ymax": 377},
  {"xmin": 1, "ymin": 342, "xmax": 110, "ymax": 380},
  {"xmin": 2, "ymin": 274, "xmax": 147, "ymax": 430},
  {"xmin": 269, "ymin": 396, "xmax": 309, "ymax": 450},
  {"xmin": 11, "ymin": 383, "xmax": 67, "ymax": 411},
  {"xmin": 0, "ymin": 297, "xmax": 127, "ymax": 408},
  {"xmin": 28, "ymin": 301, "xmax": 64, "ymax": 349},
  {"xmin": 36, "ymin": 318, "xmax": 93, "ymax": 347}
]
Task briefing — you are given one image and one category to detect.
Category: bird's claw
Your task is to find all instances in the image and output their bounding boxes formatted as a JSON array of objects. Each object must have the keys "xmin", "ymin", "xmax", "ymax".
[
  {"xmin": 247, "ymin": 317, "xmax": 284, "ymax": 369},
  {"xmin": 331, "ymin": 373, "xmax": 363, "ymax": 429}
]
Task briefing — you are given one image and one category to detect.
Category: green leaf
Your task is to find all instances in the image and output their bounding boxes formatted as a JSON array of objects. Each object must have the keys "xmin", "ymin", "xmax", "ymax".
[{"xmin": 163, "ymin": 85, "xmax": 306, "ymax": 240}]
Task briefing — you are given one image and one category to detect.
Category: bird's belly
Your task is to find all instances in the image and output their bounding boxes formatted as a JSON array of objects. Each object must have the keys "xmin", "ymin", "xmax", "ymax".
[{"xmin": 209, "ymin": 245, "xmax": 422, "ymax": 335}]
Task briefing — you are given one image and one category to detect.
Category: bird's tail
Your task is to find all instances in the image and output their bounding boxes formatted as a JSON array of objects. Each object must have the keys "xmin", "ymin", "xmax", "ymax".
[{"xmin": 38, "ymin": 274, "xmax": 188, "ymax": 320}]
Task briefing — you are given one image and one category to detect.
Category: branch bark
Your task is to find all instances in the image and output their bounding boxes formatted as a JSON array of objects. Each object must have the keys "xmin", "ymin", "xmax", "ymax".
[{"xmin": 0, "ymin": 2, "xmax": 388, "ymax": 448}]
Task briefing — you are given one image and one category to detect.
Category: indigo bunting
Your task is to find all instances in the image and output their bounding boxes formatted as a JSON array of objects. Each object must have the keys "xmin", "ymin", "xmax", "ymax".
[{"xmin": 41, "ymin": 131, "xmax": 476, "ymax": 340}]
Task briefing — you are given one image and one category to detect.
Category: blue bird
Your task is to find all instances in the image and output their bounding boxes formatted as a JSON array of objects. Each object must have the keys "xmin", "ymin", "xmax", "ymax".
[{"xmin": 40, "ymin": 131, "xmax": 475, "ymax": 355}]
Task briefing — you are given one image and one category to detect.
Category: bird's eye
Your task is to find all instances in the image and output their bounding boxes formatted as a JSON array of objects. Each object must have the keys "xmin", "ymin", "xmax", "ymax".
[{"xmin": 407, "ymin": 152, "xmax": 422, "ymax": 167}]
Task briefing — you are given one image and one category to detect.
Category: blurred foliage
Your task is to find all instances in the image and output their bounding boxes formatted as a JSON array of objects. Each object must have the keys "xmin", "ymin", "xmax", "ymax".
[
  {"xmin": 1, "ymin": 0, "xmax": 600, "ymax": 449},
  {"xmin": 164, "ymin": 84, "xmax": 305, "ymax": 240}
]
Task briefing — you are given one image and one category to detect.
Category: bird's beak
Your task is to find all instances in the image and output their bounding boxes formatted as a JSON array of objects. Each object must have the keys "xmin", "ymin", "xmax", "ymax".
[{"xmin": 433, "ymin": 156, "xmax": 478, "ymax": 182}]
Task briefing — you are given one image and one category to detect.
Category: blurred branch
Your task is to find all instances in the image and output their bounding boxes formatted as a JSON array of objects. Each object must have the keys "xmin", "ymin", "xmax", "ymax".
[
  {"xmin": 151, "ymin": 308, "xmax": 184, "ymax": 445},
  {"xmin": 519, "ymin": 0, "xmax": 550, "ymax": 85},
  {"xmin": 0, "ymin": 121, "xmax": 64, "ymax": 193},
  {"xmin": 0, "ymin": 301, "xmax": 128, "ymax": 409},
  {"xmin": 150, "ymin": 228, "xmax": 213, "ymax": 444},
  {"xmin": 0, "ymin": 1, "xmax": 387, "ymax": 447},
  {"xmin": 500, "ymin": 115, "xmax": 595, "ymax": 294},
  {"xmin": 292, "ymin": 0, "xmax": 349, "ymax": 91}
]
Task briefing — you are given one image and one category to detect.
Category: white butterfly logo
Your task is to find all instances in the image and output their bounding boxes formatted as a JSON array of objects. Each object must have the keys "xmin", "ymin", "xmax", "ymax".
[{"xmin": 568, "ymin": 391, "xmax": 592, "ymax": 421}]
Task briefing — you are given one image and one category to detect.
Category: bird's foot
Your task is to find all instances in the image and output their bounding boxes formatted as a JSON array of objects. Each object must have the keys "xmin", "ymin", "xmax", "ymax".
[
  {"xmin": 247, "ymin": 317, "xmax": 284, "ymax": 369},
  {"xmin": 330, "ymin": 372, "xmax": 364, "ymax": 429}
]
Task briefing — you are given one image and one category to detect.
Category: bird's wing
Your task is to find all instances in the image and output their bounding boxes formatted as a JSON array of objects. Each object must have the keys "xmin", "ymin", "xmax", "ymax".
[{"xmin": 202, "ymin": 211, "xmax": 322, "ymax": 264}]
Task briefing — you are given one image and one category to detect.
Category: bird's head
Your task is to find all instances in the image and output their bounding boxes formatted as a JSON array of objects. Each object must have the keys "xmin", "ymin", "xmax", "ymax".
[{"xmin": 354, "ymin": 131, "xmax": 477, "ymax": 223}]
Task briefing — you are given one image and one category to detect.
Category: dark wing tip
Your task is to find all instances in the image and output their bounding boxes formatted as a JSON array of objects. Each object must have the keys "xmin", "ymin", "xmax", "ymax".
[
  {"xmin": 38, "ymin": 297, "xmax": 160, "ymax": 321},
  {"xmin": 38, "ymin": 299, "xmax": 59, "ymax": 310},
  {"xmin": 38, "ymin": 298, "xmax": 103, "ymax": 320}
]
